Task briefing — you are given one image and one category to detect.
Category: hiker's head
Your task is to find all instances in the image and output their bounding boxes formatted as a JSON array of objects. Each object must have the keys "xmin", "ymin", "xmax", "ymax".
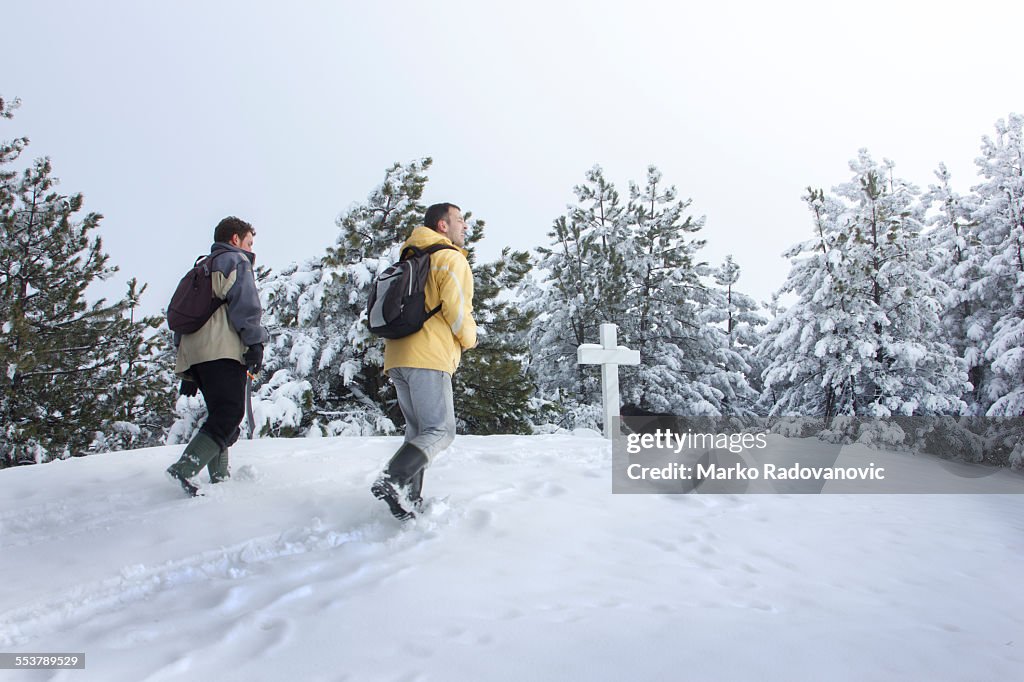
[
  {"xmin": 424, "ymin": 203, "xmax": 466, "ymax": 248},
  {"xmin": 214, "ymin": 216, "xmax": 256, "ymax": 253}
]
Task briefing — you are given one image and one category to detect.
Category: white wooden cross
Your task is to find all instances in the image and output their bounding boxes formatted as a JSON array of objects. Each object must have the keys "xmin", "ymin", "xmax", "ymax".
[{"xmin": 577, "ymin": 323, "xmax": 641, "ymax": 439}]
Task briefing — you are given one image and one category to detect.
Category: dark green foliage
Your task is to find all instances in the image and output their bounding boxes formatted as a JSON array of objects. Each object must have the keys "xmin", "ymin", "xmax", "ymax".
[
  {"xmin": 326, "ymin": 158, "xmax": 432, "ymax": 266},
  {"xmin": 455, "ymin": 247, "xmax": 536, "ymax": 434},
  {"xmin": 0, "ymin": 96, "xmax": 169, "ymax": 466}
]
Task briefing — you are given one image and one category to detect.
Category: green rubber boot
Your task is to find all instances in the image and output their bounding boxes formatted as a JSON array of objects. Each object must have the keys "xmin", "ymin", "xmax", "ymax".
[
  {"xmin": 207, "ymin": 448, "xmax": 230, "ymax": 484},
  {"xmin": 167, "ymin": 432, "xmax": 222, "ymax": 495}
]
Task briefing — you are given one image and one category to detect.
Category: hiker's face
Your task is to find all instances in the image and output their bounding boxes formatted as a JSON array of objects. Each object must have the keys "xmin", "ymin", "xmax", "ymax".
[
  {"xmin": 441, "ymin": 209, "xmax": 467, "ymax": 248},
  {"xmin": 231, "ymin": 231, "xmax": 255, "ymax": 253}
]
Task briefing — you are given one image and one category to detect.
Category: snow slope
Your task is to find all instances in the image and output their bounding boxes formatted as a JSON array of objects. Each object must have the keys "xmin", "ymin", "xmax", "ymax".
[{"xmin": 1, "ymin": 433, "xmax": 1023, "ymax": 681}]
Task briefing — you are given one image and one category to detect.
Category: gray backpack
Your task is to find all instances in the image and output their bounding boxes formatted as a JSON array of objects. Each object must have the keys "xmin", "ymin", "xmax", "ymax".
[{"xmin": 366, "ymin": 244, "xmax": 457, "ymax": 339}]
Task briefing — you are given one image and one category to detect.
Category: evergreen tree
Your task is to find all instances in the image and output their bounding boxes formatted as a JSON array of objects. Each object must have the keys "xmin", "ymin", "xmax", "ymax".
[
  {"xmin": 88, "ymin": 280, "xmax": 176, "ymax": 452},
  {"xmin": 530, "ymin": 165, "xmax": 757, "ymax": 425},
  {"xmin": 619, "ymin": 166, "xmax": 755, "ymax": 416},
  {"xmin": 974, "ymin": 114, "xmax": 1024, "ymax": 416},
  {"xmin": 233, "ymin": 158, "xmax": 540, "ymax": 438},
  {"xmin": 454, "ymin": 245, "xmax": 536, "ymax": 434},
  {"xmin": 0, "ymin": 96, "xmax": 168, "ymax": 466},
  {"xmin": 254, "ymin": 159, "xmax": 432, "ymax": 437},
  {"xmin": 756, "ymin": 186, "xmax": 841, "ymax": 418},
  {"xmin": 529, "ymin": 166, "xmax": 627, "ymax": 416},
  {"xmin": 761, "ymin": 151, "xmax": 967, "ymax": 420},
  {"xmin": 924, "ymin": 162, "xmax": 991, "ymax": 414},
  {"xmin": 710, "ymin": 255, "xmax": 767, "ymax": 406}
]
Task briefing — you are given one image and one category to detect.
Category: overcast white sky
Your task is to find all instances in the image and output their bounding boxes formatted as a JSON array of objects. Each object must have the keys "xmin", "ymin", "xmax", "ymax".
[{"xmin": 5, "ymin": 1, "xmax": 1022, "ymax": 317}]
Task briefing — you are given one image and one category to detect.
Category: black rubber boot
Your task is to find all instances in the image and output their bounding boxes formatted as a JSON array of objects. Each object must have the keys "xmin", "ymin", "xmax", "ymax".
[
  {"xmin": 408, "ymin": 468, "xmax": 424, "ymax": 512},
  {"xmin": 371, "ymin": 443, "xmax": 428, "ymax": 520},
  {"xmin": 386, "ymin": 442, "xmax": 428, "ymax": 482}
]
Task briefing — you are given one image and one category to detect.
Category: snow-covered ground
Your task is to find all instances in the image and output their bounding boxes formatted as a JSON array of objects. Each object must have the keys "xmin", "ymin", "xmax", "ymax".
[{"xmin": 1, "ymin": 433, "xmax": 1023, "ymax": 681}]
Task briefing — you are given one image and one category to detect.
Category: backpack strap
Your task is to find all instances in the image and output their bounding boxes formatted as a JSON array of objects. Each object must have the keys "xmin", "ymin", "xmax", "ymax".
[
  {"xmin": 398, "ymin": 244, "xmax": 459, "ymax": 319},
  {"xmin": 400, "ymin": 243, "xmax": 459, "ymax": 261},
  {"xmin": 199, "ymin": 249, "xmax": 232, "ymax": 274},
  {"xmin": 196, "ymin": 253, "xmax": 229, "ymax": 306}
]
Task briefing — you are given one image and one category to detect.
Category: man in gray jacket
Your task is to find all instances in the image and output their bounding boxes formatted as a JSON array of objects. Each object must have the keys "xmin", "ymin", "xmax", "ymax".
[{"xmin": 167, "ymin": 216, "xmax": 270, "ymax": 496}]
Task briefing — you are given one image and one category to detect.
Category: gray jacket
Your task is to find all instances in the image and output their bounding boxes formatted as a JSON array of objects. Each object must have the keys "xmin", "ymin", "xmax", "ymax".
[{"xmin": 175, "ymin": 242, "xmax": 270, "ymax": 375}]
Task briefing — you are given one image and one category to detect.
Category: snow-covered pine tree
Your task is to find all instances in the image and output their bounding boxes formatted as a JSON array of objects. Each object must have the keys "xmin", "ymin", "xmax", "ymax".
[
  {"xmin": 529, "ymin": 165, "xmax": 628, "ymax": 421},
  {"xmin": 530, "ymin": 165, "xmax": 758, "ymax": 425},
  {"xmin": 757, "ymin": 187, "xmax": 840, "ymax": 418},
  {"xmin": 0, "ymin": 96, "xmax": 168, "ymax": 465},
  {"xmin": 710, "ymin": 255, "xmax": 767, "ymax": 407},
  {"xmin": 973, "ymin": 114, "xmax": 1024, "ymax": 418},
  {"xmin": 924, "ymin": 162, "xmax": 991, "ymax": 415},
  {"xmin": 252, "ymin": 159, "xmax": 432, "ymax": 437},
  {"xmin": 753, "ymin": 292, "xmax": 786, "ymax": 413},
  {"xmin": 619, "ymin": 166, "xmax": 756, "ymax": 416},
  {"xmin": 238, "ymin": 158, "xmax": 539, "ymax": 438},
  {"xmin": 761, "ymin": 151, "xmax": 967, "ymax": 421},
  {"xmin": 89, "ymin": 278, "xmax": 176, "ymax": 452},
  {"xmin": 454, "ymin": 242, "xmax": 537, "ymax": 435}
]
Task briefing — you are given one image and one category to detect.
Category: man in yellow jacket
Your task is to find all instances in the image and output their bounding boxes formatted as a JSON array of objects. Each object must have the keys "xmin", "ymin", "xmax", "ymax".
[{"xmin": 372, "ymin": 203, "xmax": 477, "ymax": 519}]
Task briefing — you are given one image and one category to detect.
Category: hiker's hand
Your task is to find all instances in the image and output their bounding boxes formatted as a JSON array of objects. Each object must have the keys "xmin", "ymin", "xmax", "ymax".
[
  {"xmin": 244, "ymin": 343, "xmax": 264, "ymax": 374},
  {"xmin": 179, "ymin": 379, "xmax": 199, "ymax": 397}
]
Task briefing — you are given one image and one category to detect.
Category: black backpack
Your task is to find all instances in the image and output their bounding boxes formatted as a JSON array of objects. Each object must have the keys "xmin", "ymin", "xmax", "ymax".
[
  {"xmin": 366, "ymin": 244, "xmax": 457, "ymax": 339},
  {"xmin": 167, "ymin": 253, "xmax": 227, "ymax": 334}
]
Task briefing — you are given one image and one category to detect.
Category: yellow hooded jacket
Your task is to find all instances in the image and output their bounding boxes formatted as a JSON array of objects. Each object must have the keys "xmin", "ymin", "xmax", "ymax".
[{"xmin": 383, "ymin": 226, "xmax": 477, "ymax": 374}]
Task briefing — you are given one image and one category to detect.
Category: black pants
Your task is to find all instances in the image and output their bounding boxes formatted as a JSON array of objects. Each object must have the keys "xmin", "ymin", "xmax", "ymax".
[{"xmin": 191, "ymin": 359, "xmax": 246, "ymax": 450}]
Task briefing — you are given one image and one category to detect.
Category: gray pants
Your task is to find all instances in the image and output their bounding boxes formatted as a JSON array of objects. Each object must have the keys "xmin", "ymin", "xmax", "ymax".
[{"xmin": 389, "ymin": 366, "xmax": 456, "ymax": 460}]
